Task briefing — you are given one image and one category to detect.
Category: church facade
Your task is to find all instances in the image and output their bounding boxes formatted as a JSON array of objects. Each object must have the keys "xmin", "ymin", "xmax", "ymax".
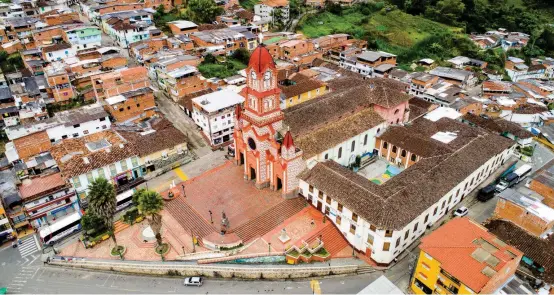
[{"xmin": 233, "ymin": 45, "xmax": 305, "ymax": 198}]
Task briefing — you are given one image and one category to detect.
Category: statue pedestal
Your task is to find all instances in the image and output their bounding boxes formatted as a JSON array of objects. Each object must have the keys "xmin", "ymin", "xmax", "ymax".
[{"xmin": 278, "ymin": 232, "xmax": 290, "ymax": 244}]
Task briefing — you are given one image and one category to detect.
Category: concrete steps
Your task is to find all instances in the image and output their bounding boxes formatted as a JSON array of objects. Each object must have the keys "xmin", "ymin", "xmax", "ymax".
[
  {"xmin": 114, "ymin": 220, "xmax": 130, "ymax": 234},
  {"xmin": 165, "ymin": 198, "xmax": 216, "ymax": 241},
  {"xmin": 232, "ymin": 197, "xmax": 306, "ymax": 243}
]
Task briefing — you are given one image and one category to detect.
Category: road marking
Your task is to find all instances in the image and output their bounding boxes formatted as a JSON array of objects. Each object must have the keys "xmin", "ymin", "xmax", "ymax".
[
  {"xmin": 9, "ymin": 283, "xmax": 24, "ymax": 286},
  {"xmin": 28, "ymin": 254, "xmax": 39, "ymax": 265},
  {"xmin": 174, "ymin": 167, "xmax": 188, "ymax": 181},
  {"xmin": 30, "ymin": 268, "xmax": 40, "ymax": 279},
  {"xmin": 310, "ymin": 280, "xmax": 321, "ymax": 295},
  {"xmin": 12, "ymin": 280, "xmax": 27, "ymax": 283},
  {"xmin": 97, "ymin": 274, "xmax": 112, "ymax": 287}
]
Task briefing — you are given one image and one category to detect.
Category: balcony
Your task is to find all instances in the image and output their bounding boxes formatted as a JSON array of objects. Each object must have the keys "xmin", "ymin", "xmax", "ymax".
[
  {"xmin": 436, "ymin": 279, "xmax": 459, "ymax": 294},
  {"xmin": 115, "ymin": 177, "xmax": 145, "ymax": 194}
]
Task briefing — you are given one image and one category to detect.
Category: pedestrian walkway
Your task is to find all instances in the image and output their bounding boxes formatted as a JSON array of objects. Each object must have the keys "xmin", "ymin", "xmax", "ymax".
[{"xmin": 18, "ymin": 234, "xmax": 40, "ymax": 258}]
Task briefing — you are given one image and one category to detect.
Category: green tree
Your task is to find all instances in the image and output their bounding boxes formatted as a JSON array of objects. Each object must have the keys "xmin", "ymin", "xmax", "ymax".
[
  {"xmin": 87, "ymin": 178, "xmax": 117, "ymax": 245},
  {"xmin": 231, "ymin": 48, "xmax": 250, "ymax": 65},
  {"xmin": 81, "ymin": 213, "xmax": 104, "ymax": 235},
  {"xmin": 425, "ymin": 0, "xmax": 465, "ymax": 26},
  {"xmin": 184, "ymin": 0, "xmax": 223, "ymax": 24},
  {"xmin": 136, "ymin": 190, "xmax": 164, "ymax": 246}
]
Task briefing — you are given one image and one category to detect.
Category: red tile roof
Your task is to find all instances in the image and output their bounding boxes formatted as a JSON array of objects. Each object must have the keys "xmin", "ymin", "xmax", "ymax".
[
  {"xmin": 420, "ymin": 218, "xmax": 522, "ymax": 292},
  {"xmin": 248, "ymin": 45, "xmax": 276, "ymax": 73},
  {"xmin": 19, "ymin": 173, "xmax": 67, "ymax": 200}
]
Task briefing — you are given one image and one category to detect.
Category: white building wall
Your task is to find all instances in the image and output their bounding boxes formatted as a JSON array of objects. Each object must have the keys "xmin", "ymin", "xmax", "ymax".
[
  {"xmin": 192, "ymin": 105, "xmax": 237, "ymax": 146},
  {"xmin": 70, "ymin": 156, "xmax": 141, "ymax": 195},
  {"xmin": 44, "ymin": 48, "xmax": 77, "ymax": 62},
  {"xmin": 306, "ymin": 123, "xmax": 386, "ymax": 167},
  {"xmin": 299, "ymin": 143, "xmax": 514, "ymax": 264},
  {"xmin": 46, "ymin": 116, "xmax": 111, "ymax": 142}
]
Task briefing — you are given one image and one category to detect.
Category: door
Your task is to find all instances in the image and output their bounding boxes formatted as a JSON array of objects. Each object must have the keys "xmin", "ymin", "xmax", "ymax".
[
  {"xmin": 317, "ymin": 201, "xmax": 322, "ymax": 211},
  {"xmin": 240, "ymin": 153, "xmax": 245, "ymax": 165},
  {"xmin": 276, "ymin": 177, "xmax": 282, "ymax": 191},
  {"xmin": 250, "ymin": 167, "xmax": 256, "ymax": 180}
]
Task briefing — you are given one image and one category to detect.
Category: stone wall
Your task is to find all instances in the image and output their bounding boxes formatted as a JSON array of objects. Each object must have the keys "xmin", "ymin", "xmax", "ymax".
[{"xmin": 47, "ymin": 258, "xmax": 359, "ymax": 280}]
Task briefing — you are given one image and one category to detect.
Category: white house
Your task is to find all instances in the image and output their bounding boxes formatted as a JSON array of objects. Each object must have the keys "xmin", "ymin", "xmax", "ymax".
[
  {"xmin": 192, "ymin": 89, "xmax": 244, "ymax": 147},
  {"xmin": 254, "ymin": 0, "xmax": 290, "ymax": 25},
  {"xmin": 42, "ymin": 43, "xmax": 76, "ymax": 62},
  {"xmin": 64, "ymin": 26, "xmax": 102, "ymax": 50}
]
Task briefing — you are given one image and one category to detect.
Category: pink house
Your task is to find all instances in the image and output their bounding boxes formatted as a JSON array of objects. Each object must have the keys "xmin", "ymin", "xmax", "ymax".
[{"xmin": 374, "ymin": 100, "xmax": 410, "ymax": 125}]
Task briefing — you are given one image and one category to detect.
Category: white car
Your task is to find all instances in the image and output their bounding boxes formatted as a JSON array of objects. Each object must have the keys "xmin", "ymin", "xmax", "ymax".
[
  {"xmin": 453, "ymin": 206, "xmax": 469, "ymax": 217},
  {"xmin": 183, "ymin": 277, "xmax": 203, "ymax": 287}
]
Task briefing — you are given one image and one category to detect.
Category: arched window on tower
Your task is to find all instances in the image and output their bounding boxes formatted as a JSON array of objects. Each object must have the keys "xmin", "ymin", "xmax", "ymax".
[
  {"xmin": 264, "ymin": 71, "xmax": 272, "ymax": 90},
  {"xmin": 251, "ymin": 70, "xmax": 258, "ymax": 90},
  {"xmin": 250, "ymin": 97, "xmax": 257, "ymax": 111}
]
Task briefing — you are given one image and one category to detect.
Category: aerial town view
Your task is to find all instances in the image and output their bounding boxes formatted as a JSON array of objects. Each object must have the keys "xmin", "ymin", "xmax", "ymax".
[{"xmin": 0, "ymin": 0, "xmax": 554, "ymax": 293}]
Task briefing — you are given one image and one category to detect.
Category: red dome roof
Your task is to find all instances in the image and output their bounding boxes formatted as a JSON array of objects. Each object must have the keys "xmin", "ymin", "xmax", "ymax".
[{"xmin": 248, "ymin": 45, "xmax": 276, "ymax": 73}]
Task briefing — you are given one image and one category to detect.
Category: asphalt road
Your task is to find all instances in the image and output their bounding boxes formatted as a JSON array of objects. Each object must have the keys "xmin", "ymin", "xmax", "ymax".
[{"xmin": 0, "ymin": 244, "xmax": 381, "ymax": 294}]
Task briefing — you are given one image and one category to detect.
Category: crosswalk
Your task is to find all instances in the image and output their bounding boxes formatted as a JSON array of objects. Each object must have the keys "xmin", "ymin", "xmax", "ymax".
[
  {"xmin": 6, "ymin": 264, "xmax": 41, "ymax": 294},
  {"xmin": 18, "ymin": 234, "xmax": 41, "ymax": 258}
]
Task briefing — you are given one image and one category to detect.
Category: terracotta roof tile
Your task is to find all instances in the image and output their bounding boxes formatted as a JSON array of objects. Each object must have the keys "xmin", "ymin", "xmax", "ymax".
[
  {"xmin": 50, "ymin": 130, "xmax": 137, "ymax": 179},
  {"xmin": 485, "ymin": 219, "xmax": 554, "ymax": 284},
  {"xmin": 421, "ymin": 218, "xmax": 522, "ymax": 292},
  {"xmin": 19, "ymin": 172, "xmax": 67, "ymax": 200},
  {"xmin": 462, "ymin": 113, "xmax": 533, "ymax": 139},
  {"xmin": 117, "ymin": 119, "xmax": 187, "ymax": 157}
]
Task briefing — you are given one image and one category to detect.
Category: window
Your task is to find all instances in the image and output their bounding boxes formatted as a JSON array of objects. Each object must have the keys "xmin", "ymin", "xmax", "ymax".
[
  {"xmin": 337, "ymin": 203, "xmax": 343, "ymax": 212},
  {"xmin": 62, "ymin": 135, "xmax": 68, "ymax": 139},
  {"xmin": 433, "ymin": 207, "xmax": 438, "ymax": 215},
  {"xmin": 411, "ymin": 154, "xmax": 417, "ymax": 161},
  {"xmin": 325, "ymin": 206, "xmax": 330, "ymax": 216},
  {"xmin": 336, "ymin": 215, "xmax": 341, "ymax": 225},
  {"xmin": 392, "ymin": 146, "xmax": 397, "ymax": 153},
  {"xmin": 309, "ymin": 185, "xmax": 314, "ymax": 193},
  {"xmin": 413, "ymin": 223, "xmax": 418, "ymax": 232},
  {"xmin": 351, "ymin": 141, "xmax": 355, "ymax": 152},
  {"xmin": 73, "ymin": 133, "xmax": 79, "ymax": 138},
  {"xmin": 318, "ymin": 191, "xmax": 323, "ymax": 199},
  {"xmin": 338, "ymin": 147, "xmax": 342, "ymax": 159},
  {"xmin": 385, "ymin": 230, "xmax": 393, "ymax": 237},
  {"xmin": 370, "ymin": 224, "xmax": 376, "ymax": 231},
  {"xmin": 137, "ymin": 103, "xmax": 140, "ymax": 107},
  {"xmin": 441, "ymin": 200, "xmax": 446, "ymax": 209},
  {"xmin": 86, "ymin": 172, "xmax": 94, "ymax": 183},
  {"xmin": 324, "ymin": 154, "xmax": 328, "ymax": 160},
  {"xmin": 97, "ymin": 168, "xmax": 105, "ymax": 180},
  {"xmin": 404, "ymin": 230, "xmax": 410, "ymax": 239},
  {"xmin": 424, "ymin": 214, "xmax": 429, "ymax": 224},
  {"xmin": 367, "ymin": 233, "xmax": 374, "ymax": 245},
  {"xmin": 395, "ymin": 238, "xmax": 400, "ymax": 247},
  {"xmin": 383, "ymin": 142, "xmax": 388, "ymax": 149},
  {"xmin": 131, "ymin": 157, "xmax": 139, "ymax": 167},
  {"xmin": 352, "ymin": 213, "xmax": 358, "ymax": 222},
  {"xmin": 73, "ymin": 124, "xmax": 80, "ymax": 128},
  {"xmin": 364, "ymin": 134, "xmax": 368, "ymax": 145},
  {"xmin": 325, "ymin": 196, "xmax": 331, "ymax": 205},
  {"xmin": 401, "ymin": 150, "xmax": 406, "ymax": 157},
  {"xmin": 383, "ymin": 242, "xmax": 390, "ymax": 251},
  {"xmin": 110, "ymin": 164, "xmax": 117, "ymax": 176},
  {"xmin": 120, "ymin": 160, "xmax": 128, "ymax": 171},
  {"xmin": 350, "ymin": 224, "xmax": 356, "ymax": 234},
  {"xmin": 394, "ymin": 109, "xmax": 400, "ymax": 114},
  {"xmin": 73, "ymin": 176, "xmax": 81, "ymax": 188}
]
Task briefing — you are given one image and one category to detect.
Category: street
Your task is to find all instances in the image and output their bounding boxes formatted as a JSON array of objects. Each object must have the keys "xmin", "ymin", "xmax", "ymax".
[{"xmin": 0, "ymin": 244, "xmax": 382, "ymax": 294}]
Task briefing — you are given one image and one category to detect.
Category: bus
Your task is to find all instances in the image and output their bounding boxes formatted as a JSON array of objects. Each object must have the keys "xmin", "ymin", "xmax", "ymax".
[
  {"xmin": 116, "ymin": 189, "xmax": 134, "ymax": 212},
  {"xmin": 495, "ymin": 164, "xmax": 533, "ymax": 192},
  {"xmin": 39, "ymin": 211, "xmax": 82, "ymax": 245}
]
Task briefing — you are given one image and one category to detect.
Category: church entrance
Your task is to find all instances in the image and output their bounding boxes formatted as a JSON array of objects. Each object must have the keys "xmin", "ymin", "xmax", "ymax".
[
  {"xmin": 250, "ymin": 167, "xmax": 256, "ymax": 180},
  {"xmin": 316, "ymin": 201, "xmax": 322, "ymax": 211},
  {"xmin": 240, "ymin": 153, "xmax": 245, "ymax": 165},
  {"xmin": 276, "ymin": 177, "xmax": 282, "ymax": 191}
]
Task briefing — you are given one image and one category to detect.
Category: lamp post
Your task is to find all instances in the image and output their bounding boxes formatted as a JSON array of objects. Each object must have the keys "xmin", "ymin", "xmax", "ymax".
[
  {"xmin": 181, "ymin": 246, "xmax": 186, "ymax": 256},
  {"xmin": 209, "ymin": 210, "xmax": 213, "ymax": 224},
  {"xmin": 268, "ymin": 242, "xmax": 271, "ymax": 254},
  {"xmin": 181, "ymin": 184, "xmax": 186, "ymax": 198}
]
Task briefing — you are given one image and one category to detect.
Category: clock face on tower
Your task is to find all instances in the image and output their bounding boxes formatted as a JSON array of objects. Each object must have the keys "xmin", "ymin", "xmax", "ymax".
[
  {"xmin": 251, "ymin": 71, "xmax": 257, "ymax": 79},
  {"xmin": 264, "ymin": 71, "xmax": 271, "ymax": 81}
]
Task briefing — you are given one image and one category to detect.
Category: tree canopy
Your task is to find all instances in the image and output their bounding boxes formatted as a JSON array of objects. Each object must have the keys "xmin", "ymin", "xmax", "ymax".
[
  {"xmin": 183, "ymin": 0, "xmax": 223, "ymax": 24},
  {"xmin": 87, "ymin": 178, "xmax": 117, "ymax": 243}
]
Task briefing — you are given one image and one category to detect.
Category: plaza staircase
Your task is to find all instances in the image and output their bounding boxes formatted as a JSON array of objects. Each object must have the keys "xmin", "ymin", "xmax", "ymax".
[
  {"xmin": 114, "ymin": 220, "xmax": 130, "ymax": 234},
  {"xmin": 232, "ymin": 197, "xmax": 306, "ymax": 243},
  {"xmin": 165, "ymin": 198, "xmax": 216, "ymax": 241},
  {"xmin": 304, "ymin": 222, "xmax": 350, "ymax": 258}
]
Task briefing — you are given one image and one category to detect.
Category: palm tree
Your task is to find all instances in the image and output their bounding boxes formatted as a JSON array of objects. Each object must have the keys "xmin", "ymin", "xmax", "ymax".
[
  {"xmin": 136, "ymin": 190, "xmax": 164, "ymax": 246},
  {"xmin": 87, "ymin": 178, "xmax": 117, "ymax": 245}
]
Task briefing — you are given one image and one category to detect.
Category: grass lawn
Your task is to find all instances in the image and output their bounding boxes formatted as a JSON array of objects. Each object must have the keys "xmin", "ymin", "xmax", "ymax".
[
  {"xmin": 299, "ymin": 9, "xmax": 457, "ymax": 48},
  {"xmin": 239, "ymin": 0, "xmax": 259, "ymax": 10},
  {"xmin": 198, "ymin": 58, "xmax": 247, "ymax": 79}
]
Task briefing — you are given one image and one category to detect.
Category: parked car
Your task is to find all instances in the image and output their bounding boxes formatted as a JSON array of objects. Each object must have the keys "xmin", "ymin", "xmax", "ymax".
[
  {"xmin": 453, "ymin": 206, "xmax": 469, "ymax": 217},
  {"xmin": 477, "ymin": 184, "xmax": 497, "ymax": 202},
  {"xmin": 183, "ymin": 277, "xmax": 203, "ymax": 287}
]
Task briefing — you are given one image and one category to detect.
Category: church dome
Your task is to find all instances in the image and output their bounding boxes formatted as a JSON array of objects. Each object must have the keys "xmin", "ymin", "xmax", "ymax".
[{"xmin": 248, "ymin": 45, "xmax": 276, "ymax": 73}]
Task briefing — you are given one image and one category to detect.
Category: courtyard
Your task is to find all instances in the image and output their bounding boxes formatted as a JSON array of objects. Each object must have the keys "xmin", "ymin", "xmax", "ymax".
[{"xmin": 357, "ymin": 158, "xmax": 403, "ymax": 185}]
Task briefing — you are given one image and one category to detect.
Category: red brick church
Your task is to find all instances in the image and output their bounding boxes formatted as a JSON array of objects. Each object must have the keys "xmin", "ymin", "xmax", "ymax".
[{"xmin": 233, "ymin": 45, "xmax": 306, "ymax": 198}]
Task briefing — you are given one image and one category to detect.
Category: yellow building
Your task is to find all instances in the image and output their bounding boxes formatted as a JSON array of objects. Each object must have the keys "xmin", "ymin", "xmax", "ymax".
[
  {"xmin": 411, "ymin": 218, "xmax": 522, "ymax": 295},
  {"xmin": 0, "ymin": 202, "xmax": 15, "ymax": 242},
  {"xmin": 279, "ymin": 73, "xmax": 326, "ymax": 109}
]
